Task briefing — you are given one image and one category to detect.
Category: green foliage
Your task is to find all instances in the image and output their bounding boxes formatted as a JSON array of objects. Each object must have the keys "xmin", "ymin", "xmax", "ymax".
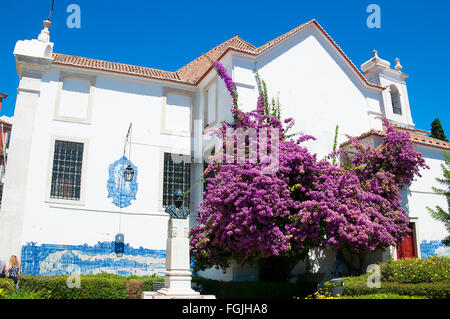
[
  {"xmin": 340, "ymin": 293, "xmax": 427, "ymax": 299},
  {"xmin": 3, "ymin": 290, "xmax": 43, "ymax": 299},
  {"xmin": 0, "ymin": 278, "xmax": 16, "ymax": 298},
  {"xmin": 262, "ymin": 80, "xmax": 269, "ymax": 116},
  {"xmin": 19, "ymin": 275, "xmax": 127, "ymax": 299},
  {"xmin": 14, "ymin": 273, "xmax": 164, "ymax": 299},
  {"xmin": 380, "ymin": 256, "xmax": 450, "ymax": 283},
  {"xmin": 124, "ymin": 277, "xmax": 159, "ymax": 299},
  {"xmin": 430, "ymin": 118, "xmax": 448, "ymax": 142},
  {"xmin": 342, "ymin": 275, "xmax": 449, "ymax": 299},
  {"xmin": 427, "ymin": 151, "xmax": 450, "ymax": 245},
  {"xmin": 332, "ymin": 125, "xmax": 339, "ymax": 165},
  {"xmin": 254, "ymin": 69, "xmax": 282, "ymax": 121},
  {"xmin": 192, "ymin": 276, "xmax": 317, "ymax": 299},
  {"xmin": 319, "ymin": 257, "xmax": 450, "ymax": 299}
]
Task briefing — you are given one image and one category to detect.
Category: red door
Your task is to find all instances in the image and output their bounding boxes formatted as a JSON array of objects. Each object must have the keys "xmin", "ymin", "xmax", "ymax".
[{"xmin": 397, "ymin": 223, "xmax": 417, "ymax": 259}]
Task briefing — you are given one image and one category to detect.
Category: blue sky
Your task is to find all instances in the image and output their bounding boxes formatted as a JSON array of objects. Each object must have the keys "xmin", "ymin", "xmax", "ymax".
[{"xmin": 0, "ymin": 0, "xmax": 448, "ymax": 135}]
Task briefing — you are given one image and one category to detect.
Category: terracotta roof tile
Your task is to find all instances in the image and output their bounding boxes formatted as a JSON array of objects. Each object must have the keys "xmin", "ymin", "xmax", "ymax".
[
  {"xmin": 340, "ymin": 128, "xmax": 450, "ymax": 151},
  {"xmin": 0, "ymin": 119, "xmax": 12, "ymax": 126},
  {"xmin": 52, "ymin": 53, "xmax": 185, "ymax": 84},
  {"xmin": 175, "ymin": 35, "xmax": 257, "ymax": 84},
  {"xmin": 50, "ymin": 20, "xmax": 384, "ymax": 90},
  {"xmin": 255, "ymin": 20, "xmax": 313, "ymax": 54}
]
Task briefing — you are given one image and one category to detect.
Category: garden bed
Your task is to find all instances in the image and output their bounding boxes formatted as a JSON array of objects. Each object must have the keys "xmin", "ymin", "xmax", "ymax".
[{"xmin": 336, "ymin": 257, "xmax": 450, "ymax": 299}]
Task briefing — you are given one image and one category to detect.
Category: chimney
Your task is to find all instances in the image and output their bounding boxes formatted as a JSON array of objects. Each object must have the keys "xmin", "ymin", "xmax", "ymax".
[{"xmin": 0, "ymin": 93, "xmax": 7, "ymax": 113}]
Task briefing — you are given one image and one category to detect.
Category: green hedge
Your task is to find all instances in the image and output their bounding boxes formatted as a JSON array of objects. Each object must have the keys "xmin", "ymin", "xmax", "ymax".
[
  {"xmin": 20, "ymin": 275, "xmax": 127, "ymax": 299},
  {"xmin": 17, "ymin": 274, "xmax": 164, "ymax": 299},
  {"xmin": 340, "ymin": 293, "xmax": 428, "ymax": 299},
  {"xmin": 192, "ymin": 276, "xmax": 317, "ymax": 299},
  {"xmin": 380, "ymin": 256, "xmax": 450, "ymax": 283},
  {"xmin": 4, "ymin": 275, "xmax": 318, "ymax": 299},
  {"xmin": 0, "ymin": 278, "xmax": 16, "ymax": 298},
  {"xmin": 342, "ymin": 275, "xmax": 450, "ymax": 299}
]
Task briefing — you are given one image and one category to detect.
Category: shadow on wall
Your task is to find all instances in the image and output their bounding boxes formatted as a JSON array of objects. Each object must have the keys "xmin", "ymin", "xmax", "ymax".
[{"xmin": 291, "ymin": 247, "xmax": 389, "ymax": 285}]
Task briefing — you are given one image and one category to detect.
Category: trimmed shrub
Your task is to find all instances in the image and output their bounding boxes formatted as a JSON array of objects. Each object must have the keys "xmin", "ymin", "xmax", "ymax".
[
  {"xmin": 3, "ymin": 290, "xmax": 43, "ymax": 299},
  {"xmin": 16, "ymin": 274, "xmax": 163, "ymax": 299},
  {"xmin": 20, "ymin": 275, "xmax": 128, "ymax": 299},
  {"xmin": 125, "ymin": 278, "xmax": 158, "ymax": 299},
  {"xmin": 124, "ymin": 280, "xmax": 145, "ymax": 299},
  {"xmin": 380, "ymin": 256, "xmax": 450, "ymax": 283},
  {"xmin": 342, "ymin": 275, "xmax": 450, "ymax": 299},
  {"xmin": 0, "ymin": 278, "xmax": 15, "ymax": 298},
  {"xmin": 340, "ymin": 293, "xmax": 427, "ymax": 299},
  {"xmin": 192, "ymin": 276, "xmax": 317, "ymax": 299}
]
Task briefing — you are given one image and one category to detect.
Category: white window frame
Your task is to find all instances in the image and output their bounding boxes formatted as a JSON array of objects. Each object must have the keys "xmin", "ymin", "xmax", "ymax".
[
  {"xmin": 203, "ymin": 78, "xmax": 218, "ymax": 129},
  {"xmin": 53, "ymin": 72, "xmax": 96, "ymax": 124},
  {"xmin": 160, "ymin": 88, "xmax": 195, "ymax": 137}
]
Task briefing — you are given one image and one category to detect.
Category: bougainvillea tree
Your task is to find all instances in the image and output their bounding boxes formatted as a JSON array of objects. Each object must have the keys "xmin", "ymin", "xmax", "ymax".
[{"xmin": 190, "ymin": 60, "xmax": 428, "ymax": 280}]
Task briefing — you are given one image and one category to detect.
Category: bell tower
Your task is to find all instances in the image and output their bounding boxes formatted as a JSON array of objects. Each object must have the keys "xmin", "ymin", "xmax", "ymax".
[{"xmin": 361, "ymin": 50, "xmax": 415, "ymax": 128}]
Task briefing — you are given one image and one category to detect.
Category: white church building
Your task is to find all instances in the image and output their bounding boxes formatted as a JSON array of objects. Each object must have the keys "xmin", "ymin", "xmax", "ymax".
[{"xmin": 0, "ymin": 18, "xmax": 448, "ymax": 279}]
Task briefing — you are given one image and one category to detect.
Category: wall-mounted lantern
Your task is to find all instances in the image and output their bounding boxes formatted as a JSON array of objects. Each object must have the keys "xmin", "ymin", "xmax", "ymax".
[
  {"xmin": 111, "ymin": 123, "xmax": 135, "ymax": 258},
  {"xmin": 124, "ymin": 164, "xmax": 135, "ymax": 183},
  {"xmin": 115, "ymin": 233, "xmax": 125, "ymax": 257}
]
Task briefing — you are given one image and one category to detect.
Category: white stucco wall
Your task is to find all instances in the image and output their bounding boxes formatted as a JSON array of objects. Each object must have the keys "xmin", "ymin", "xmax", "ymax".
[
  {"xmin": 18, "ymin": 70, "xmax": 190, "ymax": 251},
  {"xmin": 2, "ymin": 21, "xmax": 448, "ymax": 279},
  {"xmin": 407, "ymin": 145, "xmax": 448, "ymax": 252},
  {"xmin": 1, "ymin": 60, "xmax": 202, "ymax": 275},
  {"xmin": 229, "ymin": 26, "xmax": 384, "ymax": 159}
]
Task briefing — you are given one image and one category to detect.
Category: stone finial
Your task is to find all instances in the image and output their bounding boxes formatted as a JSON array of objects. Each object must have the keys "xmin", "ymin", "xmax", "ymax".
[
  {"xmin": 13, "ymin": 18, "xmax": 54, "ymax": 65},
  {"xmin": 394, "ymin": 58, "xmax": 403, "ymax": 71},
  {"xmin": 372, "ymin": 49, "xmax": 379, "ymax": 58},
  {"xmin": 361, "ymin": 49, "xmax": 390, "ymax": 73},
  {"xmin": 38, "ymin": 20, "xmax": 52, "ymax": 42}
]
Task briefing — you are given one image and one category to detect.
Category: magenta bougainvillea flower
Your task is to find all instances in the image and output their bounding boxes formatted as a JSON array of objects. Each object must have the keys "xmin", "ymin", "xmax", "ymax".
[{"xmin": 190, "ymin": 60, "xmax": 429, "ymax": 272}]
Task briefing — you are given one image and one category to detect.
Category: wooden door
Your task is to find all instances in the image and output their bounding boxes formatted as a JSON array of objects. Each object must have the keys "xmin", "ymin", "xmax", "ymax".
[{"xmin": 397, "ymin": 222, "xmax": 417, "ymax": 259}]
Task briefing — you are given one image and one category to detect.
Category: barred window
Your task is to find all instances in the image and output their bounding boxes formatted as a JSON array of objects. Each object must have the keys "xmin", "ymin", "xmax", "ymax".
[
  {"xmin": 163, "ymin": 153, "xmax": 191, "ymax": 207},
  {"xmin": 50, "ymin": 140, "xmax": 84, "ymax": 200}
]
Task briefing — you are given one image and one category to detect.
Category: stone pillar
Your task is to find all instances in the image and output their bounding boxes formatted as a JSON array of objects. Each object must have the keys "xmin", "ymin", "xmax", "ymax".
[
  {"xmin": 142, "ymin": 217, "xmax": 215, "ymax": 299},
  {"xmin": 0, "ymin": 20, "xmax": 53, "ymax": 260},
  {"xmin": 0, "ymin": 72, "xmax": 42, "ymax": 259},
  {"xmin": 158, "ymin": 218, "xmax": 199, "ymax": 296}
]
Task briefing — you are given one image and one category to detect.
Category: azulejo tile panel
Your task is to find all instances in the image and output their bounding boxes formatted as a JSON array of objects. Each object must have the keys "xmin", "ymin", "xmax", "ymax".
[
  {"xmin": 420, "ymin": 240, "xmax": 449, "ymax": 259},
  {"xmin": 21, "ymin": 241, "xmax": 165, "ymax": 276},
  {"xmin": 107, "ymin": 156, "xmax": 138, "ymax": 208}
]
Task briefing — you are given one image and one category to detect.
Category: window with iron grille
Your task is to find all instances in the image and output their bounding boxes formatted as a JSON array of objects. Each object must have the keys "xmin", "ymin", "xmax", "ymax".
[
  {"xmin": 163, "ymin": 152, "xmax": 191, "ymax": 207},
  {"xmin": 50, "ymin": 140, "xmax": 84, "ymax": 200}
]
